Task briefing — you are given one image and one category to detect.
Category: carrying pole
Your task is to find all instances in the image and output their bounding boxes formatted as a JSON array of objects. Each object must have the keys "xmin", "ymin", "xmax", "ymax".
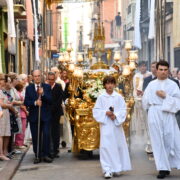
[{"xmin": 36, "ymin": 95, "xmax": 41, "ymax": 161}]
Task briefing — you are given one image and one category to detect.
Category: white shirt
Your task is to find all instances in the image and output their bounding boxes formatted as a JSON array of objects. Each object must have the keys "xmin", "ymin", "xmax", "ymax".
[{"xmin": 35, "ymin": 84, "xmax": 41, "ymax": 91}]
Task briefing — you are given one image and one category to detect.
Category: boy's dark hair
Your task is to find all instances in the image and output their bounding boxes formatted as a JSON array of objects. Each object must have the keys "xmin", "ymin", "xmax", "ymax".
[
  {"xmin": 156, "ymin": 60, "xmax": 169, "ymax": 70},
  {"xmin": 103, "ymin": 76, "xmax": 116, "ymax": 86}
]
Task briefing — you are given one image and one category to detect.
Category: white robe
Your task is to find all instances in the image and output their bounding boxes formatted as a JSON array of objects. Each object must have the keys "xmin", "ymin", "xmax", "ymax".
[
  {"xmin": 132, "ymin": 72, "xmax": 151, "ymax": 137},
  {"xmin": 142, "ymin": 78, "xmax": 180, "ymax": 170},
  {"xmin": 93, "ymin": 91, "xmax": 131, "ymax": 173}
]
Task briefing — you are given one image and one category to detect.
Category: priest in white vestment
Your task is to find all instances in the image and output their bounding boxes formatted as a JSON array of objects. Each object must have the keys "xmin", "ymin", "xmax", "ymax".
[
  {"xmin": 142, "ymin": 61, "xmax": 180, "ymax": 179},
  {"xmin": 93, "ymin": 76, "xmax": 131, "ymax": 179},
  {"xmin": 132, "ymin": 62, "xmax": 151, "ymax": 136}
]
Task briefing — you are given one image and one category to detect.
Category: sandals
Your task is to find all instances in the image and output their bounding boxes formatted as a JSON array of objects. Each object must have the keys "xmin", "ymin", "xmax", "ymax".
[{"xmin": 0, "ymin": 155, "xmax": 10, "ymax": 161}]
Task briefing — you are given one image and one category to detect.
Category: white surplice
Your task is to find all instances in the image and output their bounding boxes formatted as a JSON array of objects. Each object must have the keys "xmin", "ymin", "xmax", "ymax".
[
  {"xmin": 132, "ymin": 71, "xmax": 151, "ymax": 136},
  {"xmin": 93, "ymin": 91, "xmax": 131, "ymax": 173},
  {"xmin": 142, "ymin": 78, "xmax": 180, "ymax": 170}
]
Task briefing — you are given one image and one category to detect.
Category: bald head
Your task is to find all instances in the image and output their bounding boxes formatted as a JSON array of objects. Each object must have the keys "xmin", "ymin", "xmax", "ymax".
[
  {"xmin": 51, "ymin": 67, "xmax": 60, "ymax": 79},
  {"xmin": 33, "ymin": 70, "xmax": 41, "ymax": 76},
  {"xmin": 33, "ymin": 70, "xmax": 42, "ymax": 84}
]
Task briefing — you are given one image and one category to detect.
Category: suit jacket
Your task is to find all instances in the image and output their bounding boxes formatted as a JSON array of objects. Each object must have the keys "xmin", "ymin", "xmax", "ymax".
[
  {"xmin": 24, "ymin": 83, "xmax": 52, "ymax": 123},
  {"xmin": 51, "ymin": 83, "xmax": 64, "ymax": 118},
  {"xmin": 169, "ymin": 77, "xmax": 180, "ymax": 88},
  {"xmin": 143, "ymin": 75, "xmax": 153, "ymax": 91},
  {"xmin": 143, "ymin": 76, "xmax": 179, "ymax": 91}
]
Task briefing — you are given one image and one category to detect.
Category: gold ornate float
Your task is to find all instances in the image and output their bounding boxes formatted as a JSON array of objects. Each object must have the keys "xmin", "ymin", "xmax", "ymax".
[{"xmin": 64, "ymin": 49, "xmax": 137, "ymax": 153}]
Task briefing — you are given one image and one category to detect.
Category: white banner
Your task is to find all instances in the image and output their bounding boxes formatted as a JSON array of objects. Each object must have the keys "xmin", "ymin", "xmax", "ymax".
[
  {"xmin": 6, "ymin": 0, "xmax": 16, "ymax": 55},
  {"xmin": 148, "ymin": 0, "xmax": 155, "ymax": 39},
  {"xmin": 33, "ymin": 0, "xmax": 40, "ymax": 62},
  {"xmin": 134, "ymin": 0, "xmax": 141, "ymax": 49}
]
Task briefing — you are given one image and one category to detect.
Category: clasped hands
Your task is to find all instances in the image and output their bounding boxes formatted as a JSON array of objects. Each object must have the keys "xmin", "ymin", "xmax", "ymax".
[
  {"xmin": 136, "ymin": 89, "xmax": 143, "ymax": 96},
  {"xmin": 156, "ymin": 90, "xmax": 166, "ymax": 99},
  {"xmin": 37, "ymin": 87, "xmax": 44, "ymax": 96},
  {"xmin": 36, "ymin": 87, "xmax": 44, "ymax": 107},
  {"xmin": 106, "ymin": 111, "xmax": 116, "ymax": 120},
  {"xmin": 36, "ymin": 99, "xmax": 42, "ymax": 107}
]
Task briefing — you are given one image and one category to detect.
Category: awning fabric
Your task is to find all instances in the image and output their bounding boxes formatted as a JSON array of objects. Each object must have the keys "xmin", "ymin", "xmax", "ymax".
[
  {"xmin": 26, "ymin": 0, "xmax": 34, "ymax": 41},
  {"xmin": 173, "ymin": 0, "xmax": 180, "ymax": 47},
  {"xmin": 6, "ymin": 0, "xmax": 16, "ymax": 55}
]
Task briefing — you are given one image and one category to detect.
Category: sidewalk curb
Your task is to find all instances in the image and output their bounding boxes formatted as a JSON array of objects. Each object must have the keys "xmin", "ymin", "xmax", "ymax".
[{"xmin": 0, "ymin": 146, "xmax": 30, "ymax": 180}]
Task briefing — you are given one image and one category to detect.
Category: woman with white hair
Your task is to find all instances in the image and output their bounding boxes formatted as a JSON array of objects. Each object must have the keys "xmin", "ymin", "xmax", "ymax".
[
  {"xmin": 17, "ymin": 74, "xmax": 31, "ymax": 145},
  {"xmin": 18, "ymin": 74, "xmax": 28, "ymax": 87}
]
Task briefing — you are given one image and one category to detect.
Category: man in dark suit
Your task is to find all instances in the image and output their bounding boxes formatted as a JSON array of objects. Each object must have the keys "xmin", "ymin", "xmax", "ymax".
[
  {"xmin": 47, "ymin": 72, "xmax": 64, "ymax": 158},
  {"xmin": 143, "ymin": 61, "xmax": 157, "ymax": 91},
  {"xmin": 24, "ymin": 70, "xmax": 52, "ymax": 164},
  {"xmin": 169, "ymin": 72, "xmax": 180, "ymax": 129}
]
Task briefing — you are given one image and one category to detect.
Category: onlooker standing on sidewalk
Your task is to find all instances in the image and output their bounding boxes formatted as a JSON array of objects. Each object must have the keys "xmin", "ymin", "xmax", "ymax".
[
  {"xmin": 0, "ymin": 74, "xmax": 14, "ymax": 161},
  {"xmin": 14, "ymin": 83, "xmax": 28, "ymax": 149},
  {"xmin": 47, "ymin": 72, "xmax": 64, "ymax": 158},
  {"xmin": 18, "ymin": 74, "xmax": 31, "ymax": 145},
  {"xmin": 9, "ymin": 73, "xmax": 22, "ymax": 135}
]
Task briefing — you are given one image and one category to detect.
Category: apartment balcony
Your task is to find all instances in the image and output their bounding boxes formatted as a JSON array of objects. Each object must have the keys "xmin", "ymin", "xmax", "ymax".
[
  {"xmin": 3, "ymin": 0, "xmax": 26, "ymax": 19},
  {"xmin": 166, "ymin": 2, "xmax": 173, "ymax": 16},
  {"xmin": 125, "ymin": 2, "xmax": 136, "ymax": 31},
  {"xmin": 0, "ymin": 0, "xmax": 6, "ymax": 7}
]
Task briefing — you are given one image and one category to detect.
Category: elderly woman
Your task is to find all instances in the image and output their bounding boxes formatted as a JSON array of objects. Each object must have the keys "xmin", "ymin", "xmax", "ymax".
[
  {"xmin": 18, "ymin": 74, "xmax": 31, "ymax": 145},
  {"xmin": 14, "ymin": 82, "xmax": 28, "ymax": 149},
  {"xmin": 0, "ymin": 74, "xmax": 15, "ymax": 160},
  {"xmin": 18, "ymin": 74, "xmax": 28, "ymax": 88},
  {"xmin": 8, "ymin": 73, "xmax": 23, "ymax": 140}
]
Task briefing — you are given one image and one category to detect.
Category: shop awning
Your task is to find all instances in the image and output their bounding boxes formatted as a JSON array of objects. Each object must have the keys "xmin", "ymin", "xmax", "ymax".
[
  {"xmin": 26, "ymin": 0, "xmax": 34, "ymax": 41},
  {"xmin": 6, "ymin": 0, "xmax": 16, "ymax": 38}
]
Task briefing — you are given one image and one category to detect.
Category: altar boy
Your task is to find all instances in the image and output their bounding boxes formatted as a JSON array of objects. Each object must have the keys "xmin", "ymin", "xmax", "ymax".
[{"xmin": 93, "ymin": 76, "xmax": 131, "ymax": 179}]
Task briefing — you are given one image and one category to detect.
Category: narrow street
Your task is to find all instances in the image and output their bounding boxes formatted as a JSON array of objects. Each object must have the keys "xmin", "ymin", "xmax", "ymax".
[
  {"xmin": 13, "ymin": 141, "xmax": 180, "ymax": 180},
  {"xmin": 1, "ymin": 1, "xmax": 180, "ymax": 180}
]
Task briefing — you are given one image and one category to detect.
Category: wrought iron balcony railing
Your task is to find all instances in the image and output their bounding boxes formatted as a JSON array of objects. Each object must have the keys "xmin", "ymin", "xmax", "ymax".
[{"xmin": 13, "ymin": 0, "xmax": 25, "ymax": 6}]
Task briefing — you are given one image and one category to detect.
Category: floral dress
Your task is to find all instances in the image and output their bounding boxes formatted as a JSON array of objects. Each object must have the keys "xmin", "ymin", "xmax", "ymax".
[{"xmin": 0, "ymin": 90, "xmax": 11, "ymax": 136}]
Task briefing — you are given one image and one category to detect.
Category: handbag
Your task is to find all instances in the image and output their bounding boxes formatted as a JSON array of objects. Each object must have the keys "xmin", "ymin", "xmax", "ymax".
[
  {"xmin": 10, "ymin": 113, "xmax": 19, "ymax": 133},
  {"xmin": 2, "ymin": 90, "xmax": 19, "ymax": 133}
]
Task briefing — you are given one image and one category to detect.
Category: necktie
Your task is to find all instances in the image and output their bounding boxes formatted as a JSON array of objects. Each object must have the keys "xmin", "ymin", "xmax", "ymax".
[{"xmin": 36, "ymin": 85, "xmax": 40, "ymax": 95}]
